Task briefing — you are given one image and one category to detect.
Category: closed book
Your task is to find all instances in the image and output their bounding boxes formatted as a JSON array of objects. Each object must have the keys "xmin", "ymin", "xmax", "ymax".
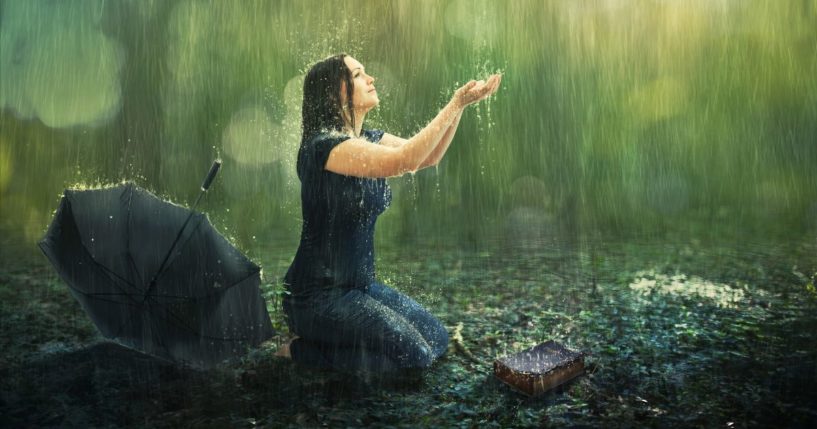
[{"xmin": 493, "ymin": 340, "xmax": 586, "ymax": 397}]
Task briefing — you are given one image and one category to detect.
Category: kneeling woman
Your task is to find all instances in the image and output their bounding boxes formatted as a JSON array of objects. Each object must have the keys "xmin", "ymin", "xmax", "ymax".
[{"xmin": 279, "ymin": 53, "xmax": 501, "ymax": 373}]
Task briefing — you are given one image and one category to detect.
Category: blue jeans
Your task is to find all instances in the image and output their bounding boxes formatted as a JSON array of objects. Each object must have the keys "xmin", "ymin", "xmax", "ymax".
[{"xmin": 281, "ymin": 281, "xmax": 449, "ymax": 373}]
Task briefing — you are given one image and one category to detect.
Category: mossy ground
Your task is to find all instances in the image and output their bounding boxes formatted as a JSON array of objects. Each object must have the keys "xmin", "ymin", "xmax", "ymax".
[{"xmin": 2, "ymin": 234, "xmax": 816, "ymax": 428}]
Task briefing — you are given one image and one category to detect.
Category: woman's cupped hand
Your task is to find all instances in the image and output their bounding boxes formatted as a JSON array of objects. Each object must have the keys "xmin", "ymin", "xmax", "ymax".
[{"xmin": 452, "ymin": 73, "xmax": 502, "ymax": 108}]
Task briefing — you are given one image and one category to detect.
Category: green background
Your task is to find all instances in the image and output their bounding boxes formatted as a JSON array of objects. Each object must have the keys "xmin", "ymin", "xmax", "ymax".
[{"xmin": 1, "ymin": 0, "xmax": 815, "ymax": 259}]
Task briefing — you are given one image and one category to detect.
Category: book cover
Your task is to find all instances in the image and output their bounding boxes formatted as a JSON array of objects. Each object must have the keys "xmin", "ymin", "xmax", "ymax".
[{"xmin": 493, "ymin": 340, "xmax": 587, "ymax": 397}]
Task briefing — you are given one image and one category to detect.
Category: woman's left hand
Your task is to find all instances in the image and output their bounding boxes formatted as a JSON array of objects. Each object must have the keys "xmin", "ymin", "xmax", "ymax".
[{"xmin": 460, "ymin": 74, "xmax": 502, "ymax": 107}]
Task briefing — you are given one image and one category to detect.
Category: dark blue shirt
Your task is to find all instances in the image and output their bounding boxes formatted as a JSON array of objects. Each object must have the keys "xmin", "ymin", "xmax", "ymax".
[{"xmin": 283, "ymin": 129, "xmax": 392, "ymax": 297}]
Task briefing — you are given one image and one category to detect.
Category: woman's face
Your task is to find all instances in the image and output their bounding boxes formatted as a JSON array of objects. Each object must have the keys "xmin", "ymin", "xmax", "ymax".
[{"xmin": 340, "ymin": 56, "xmax": 378, "ymax": 114}]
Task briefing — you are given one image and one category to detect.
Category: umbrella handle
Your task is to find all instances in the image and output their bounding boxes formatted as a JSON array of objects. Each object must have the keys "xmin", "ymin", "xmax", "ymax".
[
  {"xmin": 191, "ymin": 159, "xmax": 222, "ymax": 211},
  {"xmin": 201, "ymin": 159, "xmax": 222, "ymax": 191}
]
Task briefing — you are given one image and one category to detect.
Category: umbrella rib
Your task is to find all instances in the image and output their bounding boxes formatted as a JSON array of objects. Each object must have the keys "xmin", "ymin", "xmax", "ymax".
[
  {"xmin": 63, "ymin": 285, "xmax": 145, "ymax": 308},
  {"xmin": 107, "ymin": 290, "xmax": 171, "ymax": 341},
  {"xmin": 223, "ymin": 269, "xmax": 262, "ymax": 290},
  {"xmin": 156, "ymin": 216, "xmax": 206, "ymax": 285},
  {"xmin": 93, "ymin": 253, "xmax": 266, "ymax": 343},
  {"xmin": 125, "ymin": 185, "xmax": 146, "ymax": 289},
  {"xmin": 171, "ymin": 268, "xmax": 263, "ymax": 302},
  {"xmin": 99, "ymin": 289, "xmax": 263, "ymax": 344},
  {"xmin": 59, "ymin": 216, "xmax": 147, "ymax": 337},
  {"xmin": 88, "ymin": 257, "xmax": 150, "ymax": 309},
  {"xmin": 67, "ymin": 286, "xmax": 172, "ymax": 343},
  {"xmin": 146, "ymin": 292, "xmax": 268, "ymax": 342},
  {"xmin": 73, "ymin": 246, "xmax": 144, "ymax": 307},
  {"xmin": 141, "ymin": 214, "xmax": 205, "ymax": 303},
  {"xmin": 79, "ymin": 291, "xmax": 193, "ymax": 301},
  {"xmin": 105, "ymin": 292, "xmax": 264, "ymax": 346},
  {"xmin": 90, "ymin": 263, "xmax": 264, "ymax": 342},
  {"xmin": 127, "ymin": 253, "xmax": 145, "ymax": 292},
  {"xmin": 94, "ymin": 260, "xmax": 140, "ymax": 291},
  {"xmin": 89, "ymin": 267, "xmax": 263, "ymax": 302}
]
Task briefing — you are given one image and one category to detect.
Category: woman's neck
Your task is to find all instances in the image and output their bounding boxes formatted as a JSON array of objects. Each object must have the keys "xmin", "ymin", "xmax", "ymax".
[{"xmin": 342, "ymin": 112, "xmax": 365, "ymax": 137}]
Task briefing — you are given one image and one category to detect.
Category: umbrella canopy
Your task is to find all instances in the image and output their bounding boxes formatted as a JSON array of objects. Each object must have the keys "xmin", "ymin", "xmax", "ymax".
[{"xmin": 38, "ymin": 182, "xmax": 275, "ymax": 369}]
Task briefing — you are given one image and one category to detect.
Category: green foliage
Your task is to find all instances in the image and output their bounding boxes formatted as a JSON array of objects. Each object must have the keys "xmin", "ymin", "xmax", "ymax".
[{"xmin": 2, "ymin": 234, "xmax": 816, "ymax": 427}]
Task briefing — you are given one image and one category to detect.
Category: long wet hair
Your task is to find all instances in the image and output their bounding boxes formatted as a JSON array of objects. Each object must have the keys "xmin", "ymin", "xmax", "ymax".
[{"xmin": 300, "ymin": 53, "xmax": 357, "ymax": 143}]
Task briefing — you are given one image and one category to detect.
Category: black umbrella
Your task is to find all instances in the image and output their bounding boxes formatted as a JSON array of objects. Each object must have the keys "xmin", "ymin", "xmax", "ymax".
[{"xmin": 38, "ymin": 161, "xmax": 275, "ymax": 369}]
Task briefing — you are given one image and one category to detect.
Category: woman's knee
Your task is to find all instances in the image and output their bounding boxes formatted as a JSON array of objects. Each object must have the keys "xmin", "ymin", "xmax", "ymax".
[
  {"xmin": 381, "ymin": 324, "xmax": 435, "ymax": 369},
  {"xmin": 430, "ymin": 321, "xmax": 449, "ymax": 357},
  {"xmin": 411, "ymin": 313, "xmax": 448, "ymax": 357},
  {"xmin": 400, "ymin": 339, "xmax": 434, "ymax": 369}
]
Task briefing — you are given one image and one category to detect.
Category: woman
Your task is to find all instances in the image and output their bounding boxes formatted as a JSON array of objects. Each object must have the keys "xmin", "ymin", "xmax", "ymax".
[{"xmin": 277, "ymin": 53, "xmax": 501, "ymax": 374}]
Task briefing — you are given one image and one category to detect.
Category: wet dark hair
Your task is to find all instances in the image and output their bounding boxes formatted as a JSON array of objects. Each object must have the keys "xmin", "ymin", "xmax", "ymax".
[{"xmin": 300, "ymin": 53, "xmax": 357, "ymax": 143}]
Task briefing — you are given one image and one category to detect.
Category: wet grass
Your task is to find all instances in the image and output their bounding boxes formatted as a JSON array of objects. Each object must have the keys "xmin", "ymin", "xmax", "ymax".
[{"xmin": 1, "ymin": 234, "xmax": 816, "ymax": 428}]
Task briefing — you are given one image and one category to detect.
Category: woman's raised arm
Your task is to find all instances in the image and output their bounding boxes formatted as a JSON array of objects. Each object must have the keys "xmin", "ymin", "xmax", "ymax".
[
  {"xmin": 325, "ymin": 75, "xmax": 500, "ymax": 178},
  {"xmin": 325, "ymin": 97, "xmax": 462, "ymax": 178},
  {"xmin": 376, "ymin": 108, "xmax": 463, "ymax": 170},
  {"xmin": 418, "ymin": 108, "xmax": 464, "ymax": 169}
]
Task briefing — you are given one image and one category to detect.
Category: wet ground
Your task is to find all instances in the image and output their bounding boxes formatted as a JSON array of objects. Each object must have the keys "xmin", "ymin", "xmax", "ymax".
[{"xmin": 1, "ymin": 231, "xmax": 816, "ymax": 428}]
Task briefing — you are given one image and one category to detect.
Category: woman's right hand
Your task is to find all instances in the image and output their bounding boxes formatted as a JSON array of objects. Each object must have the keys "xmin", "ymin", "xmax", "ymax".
[{"xmin": 452, "ymin": 74, "xmax": 502, "ymax": 108}]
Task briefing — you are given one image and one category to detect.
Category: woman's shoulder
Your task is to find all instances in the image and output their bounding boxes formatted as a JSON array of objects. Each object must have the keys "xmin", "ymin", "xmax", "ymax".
[
  {"xmin": 306, "ymin": 129, "xmax": 385, "ymax": 146},
  {"xmin": 305, "ymin": 130, "xmax": 352, "ymax": 147}
]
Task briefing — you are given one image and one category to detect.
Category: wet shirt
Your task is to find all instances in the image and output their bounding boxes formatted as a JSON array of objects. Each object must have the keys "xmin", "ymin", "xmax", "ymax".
[{"xmin": 283, "ymin": 129, "xmax": 392, "ymax": 297}]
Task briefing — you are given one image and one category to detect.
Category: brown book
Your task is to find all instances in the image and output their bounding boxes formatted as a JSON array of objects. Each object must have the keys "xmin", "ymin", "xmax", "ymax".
[{"xmin": 493, "ymin": 340, "xmax": 586, "ymax": 397}]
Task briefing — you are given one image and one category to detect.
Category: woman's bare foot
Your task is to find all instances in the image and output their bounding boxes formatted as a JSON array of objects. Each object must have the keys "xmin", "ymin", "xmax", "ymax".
[{"xmin": 274, "ymin": 336, "xmax": 299, "ymax": 359}]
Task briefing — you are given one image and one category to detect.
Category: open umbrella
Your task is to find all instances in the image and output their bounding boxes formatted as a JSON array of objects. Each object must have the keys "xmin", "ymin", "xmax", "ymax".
[{"xmin": 38, "ymin": 161, "xmax": 275, "ymax": 369}]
